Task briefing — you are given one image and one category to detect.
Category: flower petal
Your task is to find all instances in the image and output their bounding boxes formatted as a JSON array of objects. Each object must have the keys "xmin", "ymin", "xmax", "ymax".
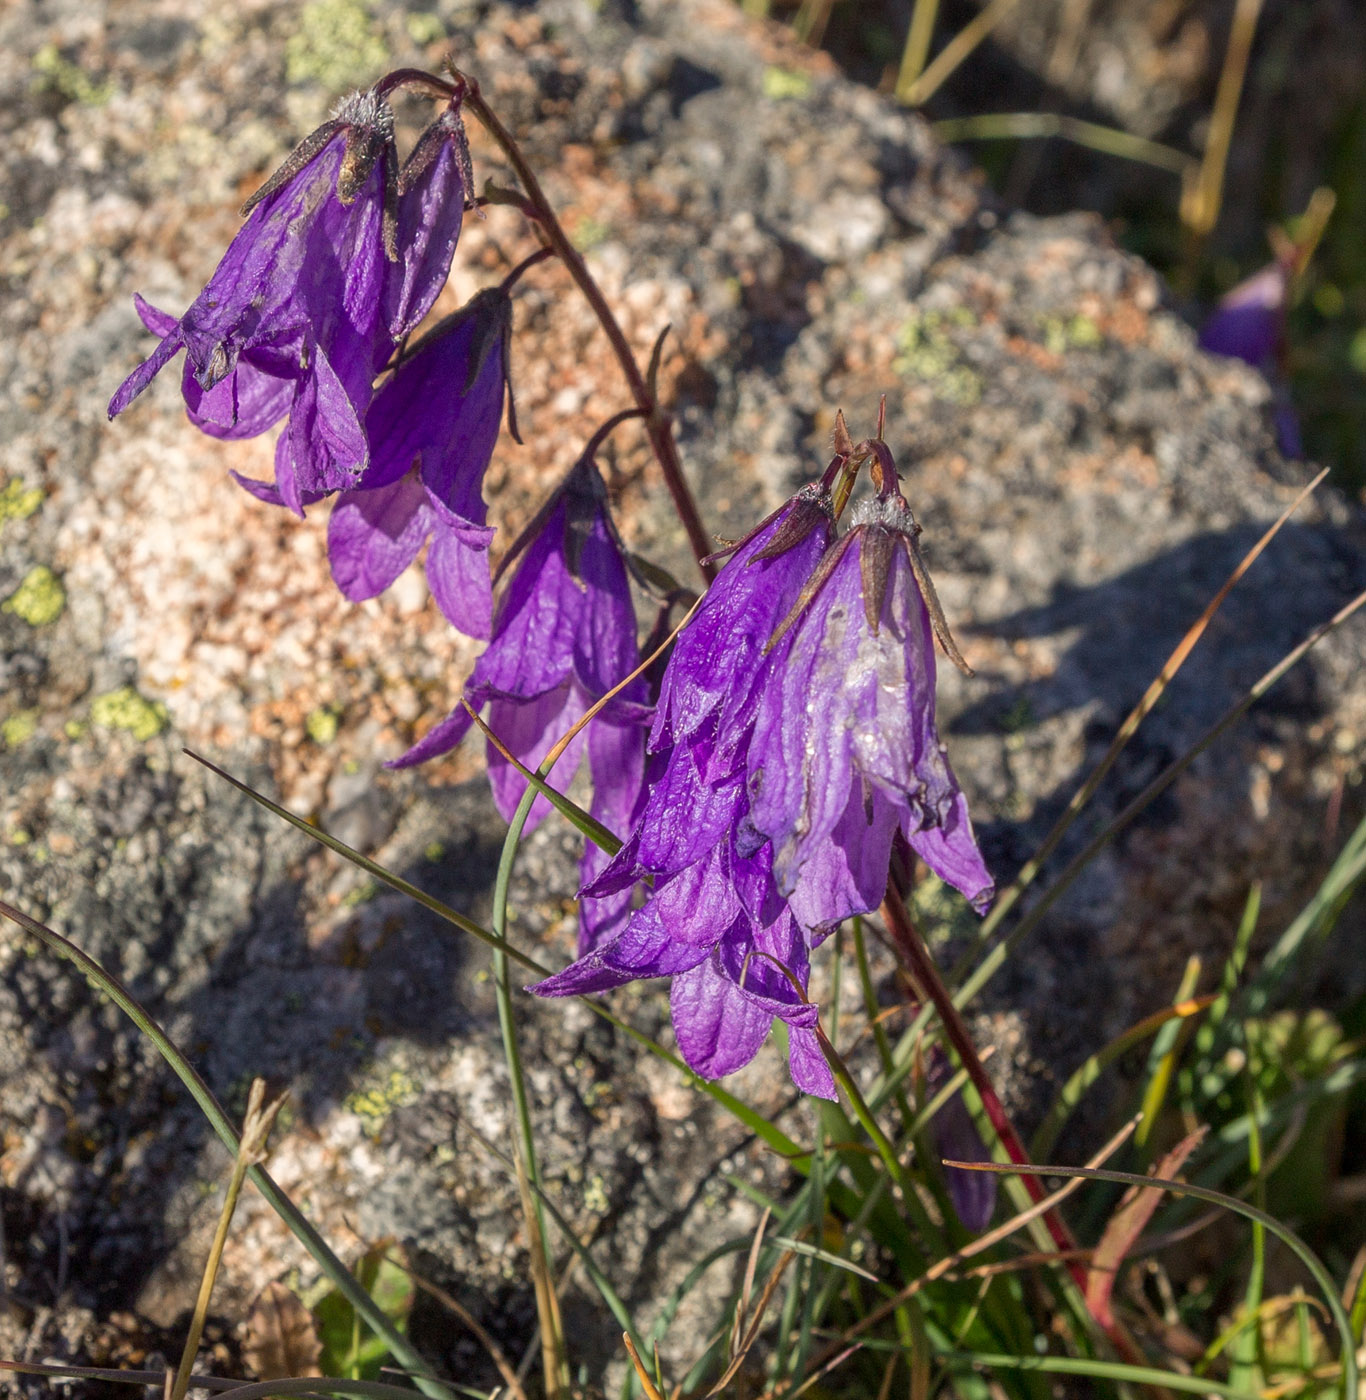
[
  {"xmin": 670, "ymin": 951, "xmax": 774, "ymax": 1080},
  {"xmin": 327, "ymin": 472, "xmax": 432, "ymax": 602}
]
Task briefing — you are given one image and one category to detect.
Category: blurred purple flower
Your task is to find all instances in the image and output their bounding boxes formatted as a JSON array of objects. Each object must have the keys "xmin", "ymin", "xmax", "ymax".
[
  {"xmin": 324, "ymin": 289, "xmax": 512, "ymax": 639},
  {"xmin": 746, "ymin": 491, "xmax": 993, "ymax": 933},
  {"xmin": 1199, "ymin": 259, "xmax": 1302, "ymax": 458},
  {"xmin": 927, "ymin": 1049, "xmax": 996, "ymax": 1233},
  {"xmin": 108, "ymin": 88, "xmax": 474, "ymax": 509},
  {"xmin": 389, "ymin": 452, "xmax": 648, "ymax": 944}
]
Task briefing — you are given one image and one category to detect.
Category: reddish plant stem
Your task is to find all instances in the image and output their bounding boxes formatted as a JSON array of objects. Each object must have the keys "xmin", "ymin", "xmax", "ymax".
[
  {"xmin": 879, "ymin": 889, "xmax": 1080, "ymax": 1267},
  {"xmin": 879, "ymin": 889, "xmax": 1162, "ymax": 1367},
  {"xmin": 461, "ymin": 79, "xmax": 716, "ymax": 579}
]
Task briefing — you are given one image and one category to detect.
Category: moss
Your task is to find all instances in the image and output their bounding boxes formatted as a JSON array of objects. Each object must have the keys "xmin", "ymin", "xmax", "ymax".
[
  {"xmin": 762, "ymin": 67, "xmax": 813, "ymax": 101},
  {"xmin": 2, "ymin": 711, "xmax": 38, "ymax": 749},
  {"xmin": 31, "ymin": 43, "xmax": 114, "ymax": 106},
  {"xmin": 305, "ymin": 704, "xmax": 341, "ymax": 744},
  {"xmin": 90, "ymin": 686, "xmax": 169, "ymax": 742},
  {"xmin": 3, "ymin": 566, "xmax": 65, "ymax": 627},
  {"xmin": 285, "ymin": 0, "xmax": 389, "ymax": 90},
  {"xmin": 0, "ymin": 479, "xmax": 43, "ymax": 524}
]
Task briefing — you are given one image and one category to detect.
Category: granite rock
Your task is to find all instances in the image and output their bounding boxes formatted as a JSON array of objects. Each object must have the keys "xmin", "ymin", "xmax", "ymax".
[{"xmin": 1, "ymin": 0, "xmax": 1364, "ymax": 1390}]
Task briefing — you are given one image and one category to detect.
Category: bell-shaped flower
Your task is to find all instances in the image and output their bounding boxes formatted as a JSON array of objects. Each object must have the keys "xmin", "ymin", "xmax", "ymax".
[
  {"xmin": 325, "ymin": 289, "xmax": 512, "ymax": 639},
  {"xmin": 584, "ymin": 481, "xmax": 836, "ymax": 903},
  {"xmin": 746, "ymin": 488, "xmax": 994, "ymax": 933},
  {"xmin": 108, "ymin": 86, "xmax": 473, "ymax": 509},
  {"xmin": 389, "ymin": 451, "xmax": 649, "ymax": 943}
]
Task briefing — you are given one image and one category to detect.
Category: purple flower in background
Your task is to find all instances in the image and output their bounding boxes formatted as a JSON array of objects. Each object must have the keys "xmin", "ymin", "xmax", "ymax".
[
  {"xmin": 746, "ymin": 487, "xmax": 993, "ymax": 933},
  {"xmin": 325, "ymin": 289, "xmax": 512, "ymax": 639},
  {"xmin": 1199, "ymin": 258, "xmax": 1303, "ymax": 458},
  {"xmin": 390, "ymin": 451, "xmax": 648, "ymax": 946},
  {"xmin": 927, "ymin": 1049, "xmax": 996, "ymax": 1233},
  {"xmin": 108, "ymin": 88, "xmax": 474, "ymax": 510}
]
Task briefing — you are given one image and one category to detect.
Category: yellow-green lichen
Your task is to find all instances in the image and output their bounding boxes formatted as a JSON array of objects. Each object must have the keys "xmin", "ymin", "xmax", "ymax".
[
  {"xmin": 2, "ymin": 711, "xmax": 38, "ymax": 749},
  {"xmin": 404, "ymin": 13, "xmax": 446, "ymax": 46},
  {"xmin": 90, "ymin": 686, "xmax": 168, "ymax": 741},
  {"xmin": 63, "ymin": 719, "xmax": 87, "ymax": 740},
  {"xmin": 305, "ymin": 705, "xmax": 340, "ymax": 744},
  {"xmin": 1040, "ymin": 313, "xmax": 1103, "ymax": 355},
  {"xmin": 762, "ymin": 66, "xmax": 813, "ymax": 101},
  {"xmin": 893, "ymin": 311, "xmax": 982, "ymax": 405},
  {"xmin": 285, "ymin": 0, "xmax": 389, "ymax": 90},
  {"xmin": 0, "ymin": 479, "xmax": 43, "ymax": 524},
  {"xmin": 572, "ymin": 215, "xmax": 610, "ymax": 252},
  {"xmin": 345, "ymin": 1067, "xmax": 419, "ymax": 1138},
  {"xmin": 3, "ymin": 566, "xmax": 65, "ymax": 627},
  {"xmin": 32, "ymin": 43, "xmax": 114, "ymax": 106}
]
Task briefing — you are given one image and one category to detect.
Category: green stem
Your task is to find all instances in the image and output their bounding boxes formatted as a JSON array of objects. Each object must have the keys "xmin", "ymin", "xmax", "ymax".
[{"xmin": 491, "ymin": 781, "xmax": 570, "ymax": 1399}]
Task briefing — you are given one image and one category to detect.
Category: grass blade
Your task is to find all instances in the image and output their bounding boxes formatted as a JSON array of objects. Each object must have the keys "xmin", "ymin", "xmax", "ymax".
[
  {"xmin": 0, "ymin": 900, "xmax": 455, "ymax": 1400},
  {"xmin": 945, "ymin": 1162, "xmax": 1357, "ymax": 1399}
]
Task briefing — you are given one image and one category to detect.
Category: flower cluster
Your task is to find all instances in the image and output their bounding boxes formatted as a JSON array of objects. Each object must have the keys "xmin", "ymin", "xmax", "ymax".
[
  {"xmin": 108, "ymin": 70, "xmax": 995, "ymax": 1102},
  {"xmin": 533, "ymin": 431, "xmax": 994, "ymax": 1097},
  {"xmin": 108, "ymin": 79, "xmax": 511, "ymax": 637}
]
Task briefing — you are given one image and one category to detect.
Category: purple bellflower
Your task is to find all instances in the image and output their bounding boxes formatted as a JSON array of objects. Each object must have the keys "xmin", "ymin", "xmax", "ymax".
[
  {"xmin": 1198, "ymin": 256, "xmax": 1302, "ymax": 459},
  {"xmin": 533, "ymin": 423, "xmax": 992, "ymax": 1099},
  {"xmin": 533, "ymin": 469, "xmax": 844, "ymax": 1097},
  {"xmin": 389, "ymin": 448, "xmax": 649, "ymax": 948},
  {"xmin": 323, "ymin": 288, "xmax": 514, "ymax": 639},
  {"xmin": 108, "ymin": 86, "xmax": 473, "ymax": 511}
]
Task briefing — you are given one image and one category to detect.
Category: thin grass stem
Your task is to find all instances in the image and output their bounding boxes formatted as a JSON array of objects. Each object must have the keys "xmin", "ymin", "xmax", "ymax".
[
  {"xmin": 934, "ymin": 112, "xmax": 1193, "ymax": 175},
  {"xmin": 0, "ymin": 900, "xmax": 455, "ymax": 1400},
  {"xmin": 897, "ymin": 0, "xmax": 1022, "ymax": 106}
]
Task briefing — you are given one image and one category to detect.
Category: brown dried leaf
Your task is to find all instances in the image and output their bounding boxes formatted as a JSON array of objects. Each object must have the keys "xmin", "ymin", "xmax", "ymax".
[{"xmin": 244, "ymin": 1281, "xmax": 323, "ymax": 1381}]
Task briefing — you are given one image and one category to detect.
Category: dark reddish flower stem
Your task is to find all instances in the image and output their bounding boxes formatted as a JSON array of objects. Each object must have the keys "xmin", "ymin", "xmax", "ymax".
[
  {"xmin": 878, "ymin": 888, "xmax": 1160, "ymax": 1364},
  {"xmin": 460, "ymin": 77, "xmax": 716, "ymax": 580},
  {"xmin": 879, "ymin": 888, "xmax": 1082, "ymax": 1269}
]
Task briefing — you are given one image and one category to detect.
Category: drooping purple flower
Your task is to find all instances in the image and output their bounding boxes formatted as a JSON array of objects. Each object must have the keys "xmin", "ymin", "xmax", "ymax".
[
  {"xmin": 324, "ymin": 289, "xmax": 512, "ymax": 639},
  {"xmin": 1198, "ymin": 258, "xmax": 1302, "ymax": 458},
  {"xmin": 745, "ymin": 489, "xmax": 993, "ymax": 933},
  {"xmin": 583, "ymin": 485, "xmax": 836, "ymax": 900},
  {"xmin": 389, "ymin": 451, "xmax": 649, "ymax": 945},
  {"xmin": 107, "ymin": 87, "xmax": 474, "ymax": 510}
]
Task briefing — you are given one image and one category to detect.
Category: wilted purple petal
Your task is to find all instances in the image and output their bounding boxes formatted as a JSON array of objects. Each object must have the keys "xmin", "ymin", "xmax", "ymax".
[
  {"xmin": 386, "ymin": 703, "xmax": 474, "ymax": 770},
  {"xmin": 531, "ymin": 901, "xmax": 710, "ymax": 998},
  {"xmin": 385, "ymin": 113, "xmax": 467, "ymax": 337},
  {"xmin": 788, "ymin": 1026, "xmax": 836, "ymax": 1100}
]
